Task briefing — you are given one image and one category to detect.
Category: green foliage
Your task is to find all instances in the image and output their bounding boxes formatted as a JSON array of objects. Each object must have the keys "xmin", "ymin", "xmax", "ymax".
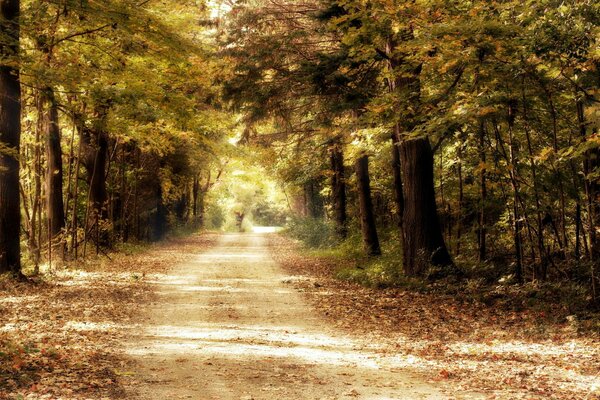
[
  {"xmin": 286, "ymin": 217, "xmax": 339, "ymax": 249},
  {"xmin": 205, "ymin": 203, "xmax": 226, "ymax": 230}
]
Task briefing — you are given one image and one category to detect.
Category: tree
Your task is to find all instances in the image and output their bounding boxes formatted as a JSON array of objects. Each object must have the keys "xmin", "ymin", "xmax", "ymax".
[
  {"xmin": 0, "ymin": 0, "xmax": 22, "ymax": 276},
  {"xmin": 355, "ymin": 154, "xmax": 380, "ymax": 255}
]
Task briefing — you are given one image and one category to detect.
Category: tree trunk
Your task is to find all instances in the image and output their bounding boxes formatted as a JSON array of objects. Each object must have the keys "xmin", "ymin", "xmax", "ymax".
[
  {"xmin": 456, "ymin": 140, "xmax": 464, "ymax": 256},
  {"xmin": 81, "ymin": 123, "xmax": 109, "ymax": 222},
  {"xmin": 79, "ymin": 110, "xmax": 110, "ymax": 248},
  {"xmin": 386, "ymin": 31, "xmax": 451, "ymax": 275},
  {"xmin": 304, "ymin": 179, "xmax": 323, "ymax": 218},
  {"xmin": 42, "ymin": 88, "xmax": 65, "ymax": 253},
  {"xmin": 355, "ymin": 155, "xmax": 381, "ymax": 256},
  {"xmin": 385, "ymin": 39, "xmax": 405, "ymax": 247},
  {"xmin": 192, "ymin": 173, "xmax": 199, "ymax": 218},
  {"xmin": 577, "ymin": 95, "xmax": 599, "ymax": 299},
  {"xmin": 521, "ymin": 80, "xmax": 546, "ymax": 279},
  {"xmin": 153, "ymin": 181, "xmax": 167, "ymax": 241},
  {"xmin": 330, "ymin": 140, "xmax": 347, "ymax": 238},
  {"xmin": 391, "ymin": 128, "xmax": 405, "ymax": 241},
  {"xmin": 198, "ymin": 190, "xmax": 206, "ymax": 227},
  {"xmin": 0, "ymin": 0, "xmax": 21, "ymax": 276},
  {"xmin": 400, "ymin": 137, "xmax": 452, "ymax": 275},
  {"xmin": 507, "ymin": 103, "xmax": 524, "ymax": 283},
  {"xmin": 477, "ymin": 121, "xmax": 487, "ymax": 262},
  {"xmin": 576, "ymin": 203, "xmax": 582, "ymax": 259}
]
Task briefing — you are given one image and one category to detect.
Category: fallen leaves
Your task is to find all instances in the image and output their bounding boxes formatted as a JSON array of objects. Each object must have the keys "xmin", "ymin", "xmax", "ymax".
[
  {"xmin": 0, "ymin": 233, "xmax": 218, "ymax": 399},
  {"xmin": 268, "ymin": 234, "xmax": 600, "ymax": 400}
]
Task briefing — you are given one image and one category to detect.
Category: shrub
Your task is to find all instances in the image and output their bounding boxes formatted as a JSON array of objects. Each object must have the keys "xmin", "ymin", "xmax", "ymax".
[{"xmin": 285, "ymin": 217, "xmax": 338, "ymax": 248}]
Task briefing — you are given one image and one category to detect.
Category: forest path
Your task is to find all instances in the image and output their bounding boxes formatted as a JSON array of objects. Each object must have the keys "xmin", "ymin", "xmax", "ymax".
[{"xmin": 124, "ymin": 232, "xmax": 471, "ymax": 400}]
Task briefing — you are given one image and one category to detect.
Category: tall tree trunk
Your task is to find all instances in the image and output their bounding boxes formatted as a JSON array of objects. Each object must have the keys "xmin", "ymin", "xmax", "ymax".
[
  {"xmin": 0, "ymin": 0, "xmax": 21, "ymax": 276},
  {"xmin": 385, "ymin": 39, "xmax": 405, "ymax": 248},
  {"xmin": 79, "ymin": 109, "xmax": 110, "ymax": 247},
  {"xmin": 355, "ymin": 155, "xmax": 381, "ymax": 256},
  {"xmin": 330, "ymin": 140, "xmax": 347, "ymax": 239},
  {"xmin": 400, "ymin": 137, "xmax": 452, "ymax": 275},
  {"xmin": 41, "ymin": 87, "xmax": 65, "ymax": 254},
  {"xmin": 521, "ymin": 79, "xmax": 547, "ymax": 279},
  {"xmin": 507, "ymin": 103, "xmax": 524, "ymax": 283},
  {"xmin": 577, "ymin": 95, "xmax": 599, "ymax": 299},
  {"xmin": 81, "ymin": 123, "xmax": 109, "ymax": 222},
  {"xmin": 576, "ymin": 203, "xmax": 582, "ymax": 259},
  {"xmin": 477, "ymin": 121, "xmax": 487, "ymax": 262},
  {"xmin": 70, "ymin": 130, "xmax": 83, "ymax": 259},
  {"xmin": 391, "ymin": 127, "xmax": 405, "ymax": 243},
  {"xmin": 118, "ymin": 144, "xmax": 126, "ymax": 240},
  {"xmin": 456, "ymin": 139, "xmax": 464, "ymax": 256},
  {"xmin": 192, "ymin": 173, "xmax": 199, "ymax": 218},
  {"xmin": 388, "ymin": 30, "xmax": 452, "ymax": 275},
  {"xmin": 304, "ymin": 179, "xmax": 323, "ymax": 218}
]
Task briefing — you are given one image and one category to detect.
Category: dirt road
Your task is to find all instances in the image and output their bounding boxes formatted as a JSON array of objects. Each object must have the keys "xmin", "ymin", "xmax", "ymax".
[{"xmin": 125, "ymin": 233, "xmax": 477, "ymax": 399}]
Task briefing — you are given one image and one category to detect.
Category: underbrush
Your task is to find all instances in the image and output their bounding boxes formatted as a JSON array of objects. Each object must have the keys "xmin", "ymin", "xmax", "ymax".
[
  {"xmin": 285, "ymin": 217, "xmax": 339, "ymax": 249},
  {"xmin": 282, "ymin": 219, "xmax": 600, "ymax": 333},
  {"xmin": 285, "ymin": 218, "xmax": 423, "ymax": 289}
]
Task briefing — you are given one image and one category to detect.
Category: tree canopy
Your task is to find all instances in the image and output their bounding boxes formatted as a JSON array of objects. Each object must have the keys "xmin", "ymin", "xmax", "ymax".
[{"xmin": 0, "ymin": 0, "xmax": 598, "ymax": 302}]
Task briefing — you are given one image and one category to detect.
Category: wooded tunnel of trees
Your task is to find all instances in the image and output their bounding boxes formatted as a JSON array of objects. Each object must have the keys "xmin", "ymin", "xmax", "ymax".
[{"xmin": 0, "ymin": 0, "xmax": 599, "ymax": 308}]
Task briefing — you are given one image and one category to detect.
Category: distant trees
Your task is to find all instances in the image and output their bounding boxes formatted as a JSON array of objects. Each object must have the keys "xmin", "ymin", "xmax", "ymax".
[{"xmin": 2, "ymin": 0, "xmax": 599, "ymax": 300}]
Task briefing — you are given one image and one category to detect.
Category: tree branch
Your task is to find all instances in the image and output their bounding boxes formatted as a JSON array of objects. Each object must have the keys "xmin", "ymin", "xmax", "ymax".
[{"xmin": 52, "ymin": 24, "xmax": 114, "ymax": 47}]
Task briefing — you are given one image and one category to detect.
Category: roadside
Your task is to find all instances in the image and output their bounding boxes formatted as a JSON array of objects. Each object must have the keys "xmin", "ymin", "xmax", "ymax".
[
  {"xmin": 268, "ymin": 235, "xmax": 600, "ymax": 399},
  {"xmin": 0, "ymin": 234, "xmax": 218, "ymax": 399}
]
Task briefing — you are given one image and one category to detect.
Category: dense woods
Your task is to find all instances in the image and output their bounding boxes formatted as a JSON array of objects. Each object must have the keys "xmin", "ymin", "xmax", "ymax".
[
  {"xmin": 0, "ymin": 0, "xmax": 233, "ymax": 273},
  {"xmin": 222, "ymin": 0, "xmax": 600, "ymax": 304},
  {"xmin": 0, "ymin": 1, "xmax": 599, "ymax": 399},
  {"xmin": 0, "ymin": 0, "xmax": 599, "ymax": 308}
]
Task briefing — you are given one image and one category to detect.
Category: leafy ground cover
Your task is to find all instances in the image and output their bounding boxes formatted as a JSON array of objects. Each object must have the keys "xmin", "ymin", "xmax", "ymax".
[
  {"xmin": 0, "ymin": 233, "xmax": 218, "ymax": 400},
  {"xmin": 269, "ymin": 234, "xmax": 600, "ymax": 399}
]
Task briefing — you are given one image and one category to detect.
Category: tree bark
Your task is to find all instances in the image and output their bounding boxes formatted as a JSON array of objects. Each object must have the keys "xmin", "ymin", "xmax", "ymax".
[
  {"xmin": 0, "ymin": 0, "xmax": 21, "ymax": 276},
  {"xmin": 386, "ymin": 31, "xmax": 452, "ymax": 275},
  {"xmin": 330, "ymin": 140, "xmax": 347, "ymax": 238},
  {"xmin": 478, "ymin": 121, "xmax": 487, "ymax": 262},
  {"xmin": 304, "ymin": 179, "xmax": 323, "ymax": 218},
  {"xmin": 79, "ymin": 109, "xmax": 110, "ymax": 248},
  {"xmin": 400, "ymin": 137, "xmax": 452, "ymax": 275},
  {"xmin": 577, "ymin": 95, "xmax": 599, "ymax": 299},
  {"xmin": 81, "ymin": 119, "xmax": 109, "ymax": 222},
  {"xmin": 391, "ymin": 128, "xmax": 405, "ymax": 240},
  {"xmin": 42, "ymin": 88, "xmax": 65, "ymax": 250},
  {"xmin": 385, "ymin": 39, "xmax": 405, "ymax": 246},
  {"xmin": 355, "ymin": 155, "xmax": 380, "ymax": 256},
  {"xmin": 456, "ymin": 139, "xmax": 464, "ymax": 256},
  {"xmin": 507, "ymin": 103, "xmax": 524, "ymax": 283},
  {"xmin": 192, "ymin": 173, "xmax": 199, "ymax": 218}
]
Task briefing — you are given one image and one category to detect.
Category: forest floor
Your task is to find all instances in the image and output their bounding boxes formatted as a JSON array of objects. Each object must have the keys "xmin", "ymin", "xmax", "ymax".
[
  {"xmin": 0, "ymin": 231, "xmax": 598, "ymax": 399},
  {"xmin": 269, "ymin": 235, "xmax": 600, "ymax": 399},
  {"xmin": 0, "ymin": 233, "xmax": 218, "ymax": 400}
]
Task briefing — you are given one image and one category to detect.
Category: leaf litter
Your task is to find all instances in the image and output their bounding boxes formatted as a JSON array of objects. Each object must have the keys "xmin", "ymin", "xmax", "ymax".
[
  {"xmin": 268, "ymin": 235, "xmax": 600, "ymax": 400},
  {"xmin": 2, "ymin": 232, "xmax": 598, "ymax": 399},
  {"xmin": 0, "ymin": 233, "xmax": 218, "ymax": 400}
]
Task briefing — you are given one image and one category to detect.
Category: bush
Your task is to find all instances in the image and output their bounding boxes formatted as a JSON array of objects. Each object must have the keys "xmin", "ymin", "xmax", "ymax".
[
  {"xmin": 205, "ymin": 203, "xmax": 226, "ymax": 229},
  {"xmin": 334, "ymin": 247, "xmax": 426, "ymax": 289},
  {"xmin": 285, "ymin": 217, "xmax": 338, "ymax": 248}
]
